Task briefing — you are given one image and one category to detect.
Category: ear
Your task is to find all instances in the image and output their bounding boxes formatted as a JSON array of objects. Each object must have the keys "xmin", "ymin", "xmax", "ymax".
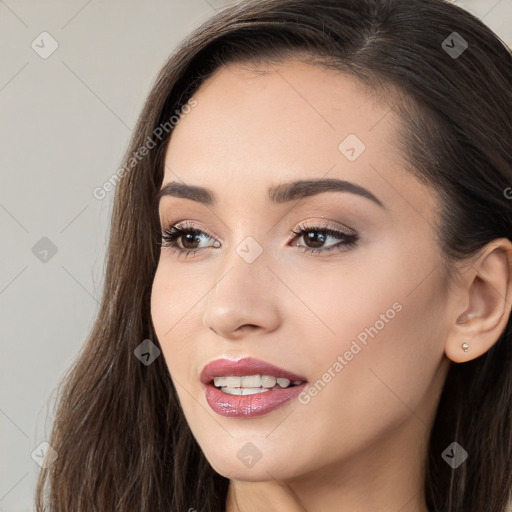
[{"xmin": 445, "ymin": 238, "xmax": 512, "ymax": 363}]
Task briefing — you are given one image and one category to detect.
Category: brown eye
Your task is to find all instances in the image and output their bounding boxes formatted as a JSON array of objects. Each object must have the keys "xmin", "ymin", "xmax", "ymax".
[
  {"xmin": 291, "ymin": 223, "xmax": 359, "ymax": 255},
  {"xmin": 161, "ymin": 222, "xmax": 219, "ymax": 257},
  {"xmin": 302, "ymin": 231, "xmax": 327, "ymax": 249}
]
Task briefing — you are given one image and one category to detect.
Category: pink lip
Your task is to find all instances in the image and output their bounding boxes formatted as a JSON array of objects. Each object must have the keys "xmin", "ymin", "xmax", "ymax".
[
  {"xmin": 200, "ymin": 357, "xmax": 308, "ymax": 418},
  {"xmin": 200, "ymin": 357, "xmax": 307, "ymax": 384},
  {"xmin": 204, "ymin": 382, "xmax": 308, "ymax": 418}
]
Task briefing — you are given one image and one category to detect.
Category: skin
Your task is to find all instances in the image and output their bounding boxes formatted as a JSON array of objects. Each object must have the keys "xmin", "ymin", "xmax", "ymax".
[{"xmin": 150, "ymin": 58, "xmax": 512, "ymax": 512}]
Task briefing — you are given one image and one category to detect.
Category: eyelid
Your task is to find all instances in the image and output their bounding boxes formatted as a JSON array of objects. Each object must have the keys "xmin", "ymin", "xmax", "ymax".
[
  {"xmin": 161, "ymin": 218, "xmax": 355, "ymax": 243},
  {"xmin": 161, "ymin": 218, "xmax": 218, "ymax": 236},
  {"xmin": 290, "ymin": 218, "xmax": 356, "ymax": 236},
  {"xmin": 162, "ymin": 220, "xmax": 219, "ymax": 244},
  {"xmin": 160, "ymin": 218, "xmax": 359, "ymax": 258}
]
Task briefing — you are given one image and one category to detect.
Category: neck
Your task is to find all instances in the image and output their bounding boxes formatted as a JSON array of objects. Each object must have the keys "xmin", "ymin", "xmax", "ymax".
[{"xmin": 225, "ymin": 413, "xmax": 431, "ymax": 512}]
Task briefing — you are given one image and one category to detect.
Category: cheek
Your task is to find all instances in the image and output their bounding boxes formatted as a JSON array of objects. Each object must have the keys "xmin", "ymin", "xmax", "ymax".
[
  {"xmin": 150, "ymin": 264, "xmax": 197, "ymax": 379},
  {"xmin": 296, "ymin": 246, "xmax": 448, "ymax": 426},
  {"xmin": 290, "ymin": 288, "xmax": 446, "ymax": 469},
  {"xmin": 286, "ymin": 253, "xmax": 402, "ymax": 373},
  {"xmin": 150, "ymin": 265, "xmax": 169, "ymax": 343}
]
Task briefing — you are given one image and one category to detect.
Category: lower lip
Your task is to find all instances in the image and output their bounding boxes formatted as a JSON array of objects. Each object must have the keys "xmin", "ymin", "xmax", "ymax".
[{"xmin": 203, "ymin": 382, "xmax": 308, "ymax": 418}]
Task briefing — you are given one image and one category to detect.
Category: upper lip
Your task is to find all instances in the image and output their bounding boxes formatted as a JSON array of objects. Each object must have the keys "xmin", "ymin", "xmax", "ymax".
[{"xmin": 200, "ymin": 357, "xmax": 308, "ymax": 385}]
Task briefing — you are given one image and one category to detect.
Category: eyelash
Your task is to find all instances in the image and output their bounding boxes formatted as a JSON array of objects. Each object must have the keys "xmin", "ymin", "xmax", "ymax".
[{"xmin": 160, "ymin": 220, "xmax": 359, "ymax": 259}]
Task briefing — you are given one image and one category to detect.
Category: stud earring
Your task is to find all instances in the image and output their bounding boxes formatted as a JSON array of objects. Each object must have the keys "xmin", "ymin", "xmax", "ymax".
[{"xmin": 461, "ymin": 342, "xmax": 469, "ymax": 352}]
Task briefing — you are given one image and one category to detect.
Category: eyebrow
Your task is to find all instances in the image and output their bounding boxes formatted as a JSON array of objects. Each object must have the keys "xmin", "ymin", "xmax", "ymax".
[{"xmin": 156, "ymin": 178, "xmax": 385, "ymax": 208}]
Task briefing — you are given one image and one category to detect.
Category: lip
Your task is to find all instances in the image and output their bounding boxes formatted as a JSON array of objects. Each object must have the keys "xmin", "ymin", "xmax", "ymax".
[
  {"xmin": 204, "ymin": 381, "xmax": 308, "ymax": 418},
  {"xmin": 200, "ymin": 357, "xmax": 308, "ymax": 418},
  {"xmin": 200, "ymin": 356, "xmax": 307, "ymax": 385}
]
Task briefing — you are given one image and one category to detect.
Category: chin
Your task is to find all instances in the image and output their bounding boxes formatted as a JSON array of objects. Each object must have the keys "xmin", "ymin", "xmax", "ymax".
[{"xmin": 205, "ymin": 447, "xmax": 304, "ymax": 481}]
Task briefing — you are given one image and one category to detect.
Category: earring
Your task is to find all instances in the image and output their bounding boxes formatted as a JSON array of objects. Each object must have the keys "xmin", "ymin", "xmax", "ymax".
[{"xmin": 461, "ymin": 342, "xmax": 469, "ymax": 352}]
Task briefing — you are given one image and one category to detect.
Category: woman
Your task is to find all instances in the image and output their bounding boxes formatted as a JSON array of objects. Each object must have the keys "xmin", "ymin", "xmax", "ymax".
[{"xmin": 35, "ymin": 0, "xmax": 512, "ymax": 511}]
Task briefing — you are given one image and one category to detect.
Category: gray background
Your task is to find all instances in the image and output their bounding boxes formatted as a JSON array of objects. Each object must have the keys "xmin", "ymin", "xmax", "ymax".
[{"xmin": 1, "ymin": 1, "xmax": 510, "ymax": 510}]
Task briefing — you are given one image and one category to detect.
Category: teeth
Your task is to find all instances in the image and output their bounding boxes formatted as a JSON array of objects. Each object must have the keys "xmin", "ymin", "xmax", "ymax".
[
  {"xmin": 261, "ymin": 375, "xmax": 277, "ymax": 388},
  {"xmin": 213, "ymin": 374, "xmax": 303, "ymax": 390},
  {"xmin": 221, "ymin": 387, "xmax": 272, "ymax": 396},
  {"xmin": 242, "ymin": 375, "xmax": 262, "ymax": 387},
  {"xmin": 276, "ymin": 377, "xmax": 290, "ymax": 388}
]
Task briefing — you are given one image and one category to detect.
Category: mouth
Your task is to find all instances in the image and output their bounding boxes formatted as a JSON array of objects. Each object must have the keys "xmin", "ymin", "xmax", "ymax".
[
  {"xmin": 209, "ymin": 374, "xmax": 306, "ymax": 395},
  {"xmin": 200, "ymin": 356, "xmax": 308, "ymax": 388},
  {"xmin": 200, "ymin": 357, "xmax": 308, "ymax": 417}
]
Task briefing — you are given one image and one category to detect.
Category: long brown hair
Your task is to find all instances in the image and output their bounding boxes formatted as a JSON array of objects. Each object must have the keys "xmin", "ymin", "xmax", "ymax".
[{"xmin": 35, "ymin": 0, "xmax": 512, "ymax": 510}]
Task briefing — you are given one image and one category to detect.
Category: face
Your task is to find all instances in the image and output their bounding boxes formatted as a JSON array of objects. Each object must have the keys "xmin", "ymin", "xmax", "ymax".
[{"xmin": 151, "ymin": 58, "xmax": 452, "ymax": 482}]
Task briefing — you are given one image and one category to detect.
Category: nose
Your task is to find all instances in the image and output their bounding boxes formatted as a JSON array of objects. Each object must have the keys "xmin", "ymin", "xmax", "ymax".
[{"xmin": 202, "ymin": 242, "xmax": 281, "ymax": 340}]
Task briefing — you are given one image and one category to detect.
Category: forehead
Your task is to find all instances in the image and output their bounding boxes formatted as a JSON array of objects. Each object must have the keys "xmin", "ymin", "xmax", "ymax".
[
  {"xmin": 166, "ymin": 59, "xmax": 397, "ymax": 165},
  {"xmin": 162, "ymin": 59, "xmax": 438, "ymax": 225}
]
